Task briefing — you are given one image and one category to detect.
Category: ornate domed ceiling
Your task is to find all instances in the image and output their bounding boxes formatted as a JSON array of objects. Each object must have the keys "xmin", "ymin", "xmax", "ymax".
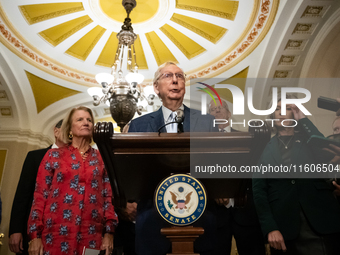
[
  {"xmin": 0, "ymin": 0, "xmax": 277, "ymax": 85},
  {"xmin": 1, "ymin": 0, "xmax": 340, "ymax": 139},
  {"xmin": 2, "ymin": 3, "xmax": 340, "ymax": 254}
]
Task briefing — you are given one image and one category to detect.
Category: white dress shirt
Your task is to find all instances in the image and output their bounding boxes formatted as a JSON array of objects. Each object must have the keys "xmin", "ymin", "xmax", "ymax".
[
  {"xmin": 219, "ymin": 126, "xmax": 231, "ymax": 133},
  {"xmin": 51, "ymin": 143, "xmax": 59, "ymax": 149},
  {"xmin": 162, "ymin": 105, "xmax": 184, "ymax": 133}
]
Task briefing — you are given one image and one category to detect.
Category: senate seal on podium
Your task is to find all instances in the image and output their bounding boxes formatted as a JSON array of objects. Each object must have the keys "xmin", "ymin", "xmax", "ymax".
[{"xmin": 155, "ymin": 174, "xmax": 207, "ymax": 226}]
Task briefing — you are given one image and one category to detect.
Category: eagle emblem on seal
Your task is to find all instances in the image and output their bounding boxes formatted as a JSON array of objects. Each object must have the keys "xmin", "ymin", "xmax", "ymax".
[{"xmin": 169, "ymin": 191, "xmax": 193, "ymax": 211}]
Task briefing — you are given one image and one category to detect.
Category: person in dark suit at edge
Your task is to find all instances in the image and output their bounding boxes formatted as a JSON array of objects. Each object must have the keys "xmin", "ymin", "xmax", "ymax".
[
  {"xmin": 253, "ymin": 95, "xmax": 340, "ymax": 255},
  {"xmin": 8, "ymin": 119, "xmax": 64, "ymax": 255},
  {"xmin": 208, "ymin": 99, "xmax": 265, "ymax": 255},
  {"xmin": 128, "ymin": 61, "xmax": 218, "ymax": 255}
]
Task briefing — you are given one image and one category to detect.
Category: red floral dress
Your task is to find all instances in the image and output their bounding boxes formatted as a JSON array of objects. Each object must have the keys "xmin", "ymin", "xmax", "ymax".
[{"xmin": 28, "ymin": 145, "xmax": 118, "ymax": 255}]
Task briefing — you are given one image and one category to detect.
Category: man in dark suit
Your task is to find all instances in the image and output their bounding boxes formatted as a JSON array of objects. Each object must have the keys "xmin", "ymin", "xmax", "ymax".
[
  {"xmin": 8, "ymin": 120, "xmax": 64, "ymax": 255},
  {"xmin": 129, "ymin": 62, "xmax": 217, "ymax": 255},
  {"xmin": 128, "ymin": 62, "xmax": 216, "ymax": 133},
  {"xmin": 208, "ymin": 99, "xmax": 265, "ymax": 255}
]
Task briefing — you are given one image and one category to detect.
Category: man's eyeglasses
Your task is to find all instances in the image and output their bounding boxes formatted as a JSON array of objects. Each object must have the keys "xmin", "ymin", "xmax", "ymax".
[
  {"xmin": 209, "ymin": 106, "xmax": 227, "ymax": 112},
  {"xmin": 158, "ymin": 72, "xmax": 186, "ymax": 81}
]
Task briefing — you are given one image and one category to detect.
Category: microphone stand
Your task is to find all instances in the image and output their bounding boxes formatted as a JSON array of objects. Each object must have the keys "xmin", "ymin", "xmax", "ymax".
[{"xmin": 157, "ymin": 121, "xmax": 183, "ymax": 135}]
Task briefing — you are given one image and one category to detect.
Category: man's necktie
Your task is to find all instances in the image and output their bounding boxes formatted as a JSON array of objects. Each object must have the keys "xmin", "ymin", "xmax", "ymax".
[{"xmin": 167, "ymin": 112, "xmax": 178, "ymax": 133}]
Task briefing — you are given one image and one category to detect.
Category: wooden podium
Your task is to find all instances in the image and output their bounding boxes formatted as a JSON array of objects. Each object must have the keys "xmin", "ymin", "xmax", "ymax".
[{"xmin": 93, "ymin": 122, "xmax": 270, "ymax": 254}]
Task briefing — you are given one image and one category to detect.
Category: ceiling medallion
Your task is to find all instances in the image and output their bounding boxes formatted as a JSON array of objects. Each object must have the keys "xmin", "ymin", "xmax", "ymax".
[{"xmin": 88, "ymin": 0, "xmax": 173, "ymax": 33}]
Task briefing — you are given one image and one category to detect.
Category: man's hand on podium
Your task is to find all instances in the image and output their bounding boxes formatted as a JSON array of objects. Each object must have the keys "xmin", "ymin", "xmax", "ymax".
[
  {"xmin": 215, "ymin": 198, "xmax": 230, "ymax": 206},
  {"xmin": 215, "ymin": 198, "xmax": 236, "ymax": 208},
  {"xmin": 121, "ymin": 202, "xmax": 137, "ymax": 222}
]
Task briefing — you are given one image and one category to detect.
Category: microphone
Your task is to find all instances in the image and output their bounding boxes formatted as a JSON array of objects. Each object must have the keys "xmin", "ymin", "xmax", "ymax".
[
  {"xmin": 175, "ymin": 109, "xmax": 184, "ymax": 133},
  {"xmin": 318, "ymin": 96, "xmax": 340, "ymax": 112},
  {"xmin": 157, "ymin": 110, "xmax": 185, "ymax": 134}
]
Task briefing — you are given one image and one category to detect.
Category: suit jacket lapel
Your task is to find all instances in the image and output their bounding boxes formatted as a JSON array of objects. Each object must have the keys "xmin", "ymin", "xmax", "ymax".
[
  {"xmin": 183, "ymin": 105, "xmax": 197, "ymax": 132},
  {"xmin": 150, "ymin": 107, "xmax": 166, "ymax": 132}
]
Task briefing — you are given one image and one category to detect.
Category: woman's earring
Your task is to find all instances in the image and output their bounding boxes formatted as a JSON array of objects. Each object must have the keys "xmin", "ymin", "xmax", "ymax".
[{"xmin": 69, "ymin": 132, "xmax": 73, "ymax": 139}]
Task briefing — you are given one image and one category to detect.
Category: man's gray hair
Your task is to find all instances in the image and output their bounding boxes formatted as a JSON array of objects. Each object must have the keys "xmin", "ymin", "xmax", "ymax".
[
  {"xmin": 153, "ymin": 62, "xmax": 185, "ymax": 84},
  {"xmin": 208, "ymin": 99, "xmax": 229, "ymax": 114}
]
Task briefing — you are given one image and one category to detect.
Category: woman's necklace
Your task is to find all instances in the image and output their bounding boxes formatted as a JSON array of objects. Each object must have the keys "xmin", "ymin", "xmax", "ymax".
[
  {"xmin": 277, "ymin": 135, "xmax": 294, "ymax": 149},
  {"xmin": 78, "ymin": 146, "xmax": 89, "ymax": 160},
  {"xmin": 80, "ymin": 151, "xmax": 88, "ymax": 160}
]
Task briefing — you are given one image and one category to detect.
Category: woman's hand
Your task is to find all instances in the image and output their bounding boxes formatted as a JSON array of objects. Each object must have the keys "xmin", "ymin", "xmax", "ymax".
[
  {"xmin": 268, "ymin": 230, "xmax": 287, "ymax": 251},
  {"xmin": 101, "ymin": 233, "xmax": 114, "ymax": 255},
  {"xmin": 290, "ymin": 104, "xmax": 306, "ymax": 121},
  {"xmin": 28, "ymin": 238, "xmax": 43, "ymax": 255}
]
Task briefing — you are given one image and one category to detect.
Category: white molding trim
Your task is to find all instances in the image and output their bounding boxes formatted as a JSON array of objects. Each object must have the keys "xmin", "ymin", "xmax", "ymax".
[{"xmin": 0, "ymin": 129, "xmax": 52, "ymax": 147}]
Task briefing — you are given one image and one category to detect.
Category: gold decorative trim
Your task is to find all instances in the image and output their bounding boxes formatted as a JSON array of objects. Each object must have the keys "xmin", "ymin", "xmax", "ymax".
[
  {"xmin": 0, "ymin": 0, "xmax": 277, "ymax": 85},
  {"xmin": 66, "ymin": 27, "xmax": 105, "ymax": 61},
  {"xmin": 188, "ymin": 0, "xmax": 279, "ymax": 79},
  {"xmin": 19, "ymin": 6, "xmax": 84, "ymax": 25},
  {"xmin": 39, "ymin": 18, "xmax": 93, "ymax": 47},
  {"xmin": 0, "ymin": 18, "xmax": 97, "ymax": 85},
  {"xmin": 186, "ymin": 0, "xmax": 261, "ymax": 76},
  {"xmin": 171, "ymin": 16, "xmax": 227, "ymax": 44},
  {"xmin": 84, "ymin": 28, "xmax": 105, "ymax": 60},
  {"xmin": 146, "ymin": 33, "xmax": 161, "ymax": 66},
  {"xmin": 176, "ymin": 2, "xmax": 238, "ymax": 20},
  {"xmin": 159, "ymin": 27, "xmax": 205, "ymax": 59}
]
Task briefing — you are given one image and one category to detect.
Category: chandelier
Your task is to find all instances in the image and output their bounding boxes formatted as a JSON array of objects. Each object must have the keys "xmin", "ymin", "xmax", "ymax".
[{"xmin": 88, "ymin": 0, "xmax": 154, "ymax": 131}]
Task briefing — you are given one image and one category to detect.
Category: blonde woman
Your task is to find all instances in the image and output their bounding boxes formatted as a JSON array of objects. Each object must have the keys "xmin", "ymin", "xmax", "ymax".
[{"xmin": 28, "ymin": 106, "xmax": 118, "ymax": 255}]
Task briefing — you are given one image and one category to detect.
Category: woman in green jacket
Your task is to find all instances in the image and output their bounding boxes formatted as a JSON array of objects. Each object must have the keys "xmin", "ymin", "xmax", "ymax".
[{"xmin": 253, "ymin": 98, "xmax": 340, "ymax": 255}]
